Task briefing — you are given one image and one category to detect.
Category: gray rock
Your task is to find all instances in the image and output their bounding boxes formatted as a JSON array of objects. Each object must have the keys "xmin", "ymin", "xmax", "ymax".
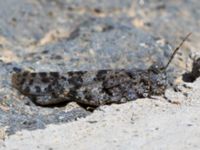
[{"xmin": 0, "ymin": 0, "xmax": 197, "ymax": 134}]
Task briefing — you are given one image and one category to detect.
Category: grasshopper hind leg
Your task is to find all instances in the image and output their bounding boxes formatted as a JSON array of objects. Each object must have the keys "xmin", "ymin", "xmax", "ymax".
[{"xmin": 29, "ymin": 95, "xmax": 71, "ymax": 106}]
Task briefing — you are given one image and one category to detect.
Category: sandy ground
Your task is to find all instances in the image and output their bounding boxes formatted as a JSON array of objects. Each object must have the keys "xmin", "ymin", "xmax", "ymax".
[
  {"xmin": 0, "ymin": 0, "xmax": 200, "ymax": 149},
  {"xmin": 1, "ymin": 78, "xmax": 200, "ymax": 150}
]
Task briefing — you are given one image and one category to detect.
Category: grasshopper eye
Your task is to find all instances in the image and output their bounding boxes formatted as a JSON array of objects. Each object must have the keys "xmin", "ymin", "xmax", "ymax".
[{"xmin": 148, "ymin": 63, "xmax": 164, "ymax": 74}]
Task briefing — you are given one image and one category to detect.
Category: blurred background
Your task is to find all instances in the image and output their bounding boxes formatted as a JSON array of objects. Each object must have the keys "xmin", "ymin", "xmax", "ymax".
[
  {"xmin": 0, "ymin": 0, "xmax": 198, "ymax": 71},
  {"xmin": 0, "ymin": 0, "xmax": 199, "ymax": 134}
]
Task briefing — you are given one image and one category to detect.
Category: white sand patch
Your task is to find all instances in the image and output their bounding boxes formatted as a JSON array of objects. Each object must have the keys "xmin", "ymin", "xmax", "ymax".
[{"xmin": 1, "ymin": 79, "xmax": 200, "ymax": 150}]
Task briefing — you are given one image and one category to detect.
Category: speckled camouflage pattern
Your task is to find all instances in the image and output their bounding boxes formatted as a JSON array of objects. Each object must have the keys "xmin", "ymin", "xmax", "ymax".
[{"xmin": 12, "ymin": 63, "xmax": 168, "ymax": 106}]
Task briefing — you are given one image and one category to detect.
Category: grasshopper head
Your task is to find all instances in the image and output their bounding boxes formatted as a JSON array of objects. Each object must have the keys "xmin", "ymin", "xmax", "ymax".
[
  {"xmin": 148, "ymin": 62, "xmax": 168, "ymax": 95},
  {"xmin": 147, "ymin": 33, "xmax": 191, "ymax": 95},
  {"xmin": 148, "ymin": 62, "xmax": 165, "ymax": 74}
]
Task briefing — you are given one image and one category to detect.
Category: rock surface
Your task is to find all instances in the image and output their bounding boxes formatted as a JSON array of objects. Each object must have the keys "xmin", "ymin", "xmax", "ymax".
[
  {"xmin": 0, "ymin": 0, "xmax": 200, "ymax": 149},
  {"xmin": 1, "ymin": 78, "xmax": 200, "ymax": 150}
]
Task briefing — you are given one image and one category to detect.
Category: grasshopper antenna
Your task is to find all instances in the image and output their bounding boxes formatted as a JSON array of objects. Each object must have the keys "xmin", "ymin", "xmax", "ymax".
[{"xmin": 162, "ymin": 32, "xmax": 192, "ymax": 71}]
